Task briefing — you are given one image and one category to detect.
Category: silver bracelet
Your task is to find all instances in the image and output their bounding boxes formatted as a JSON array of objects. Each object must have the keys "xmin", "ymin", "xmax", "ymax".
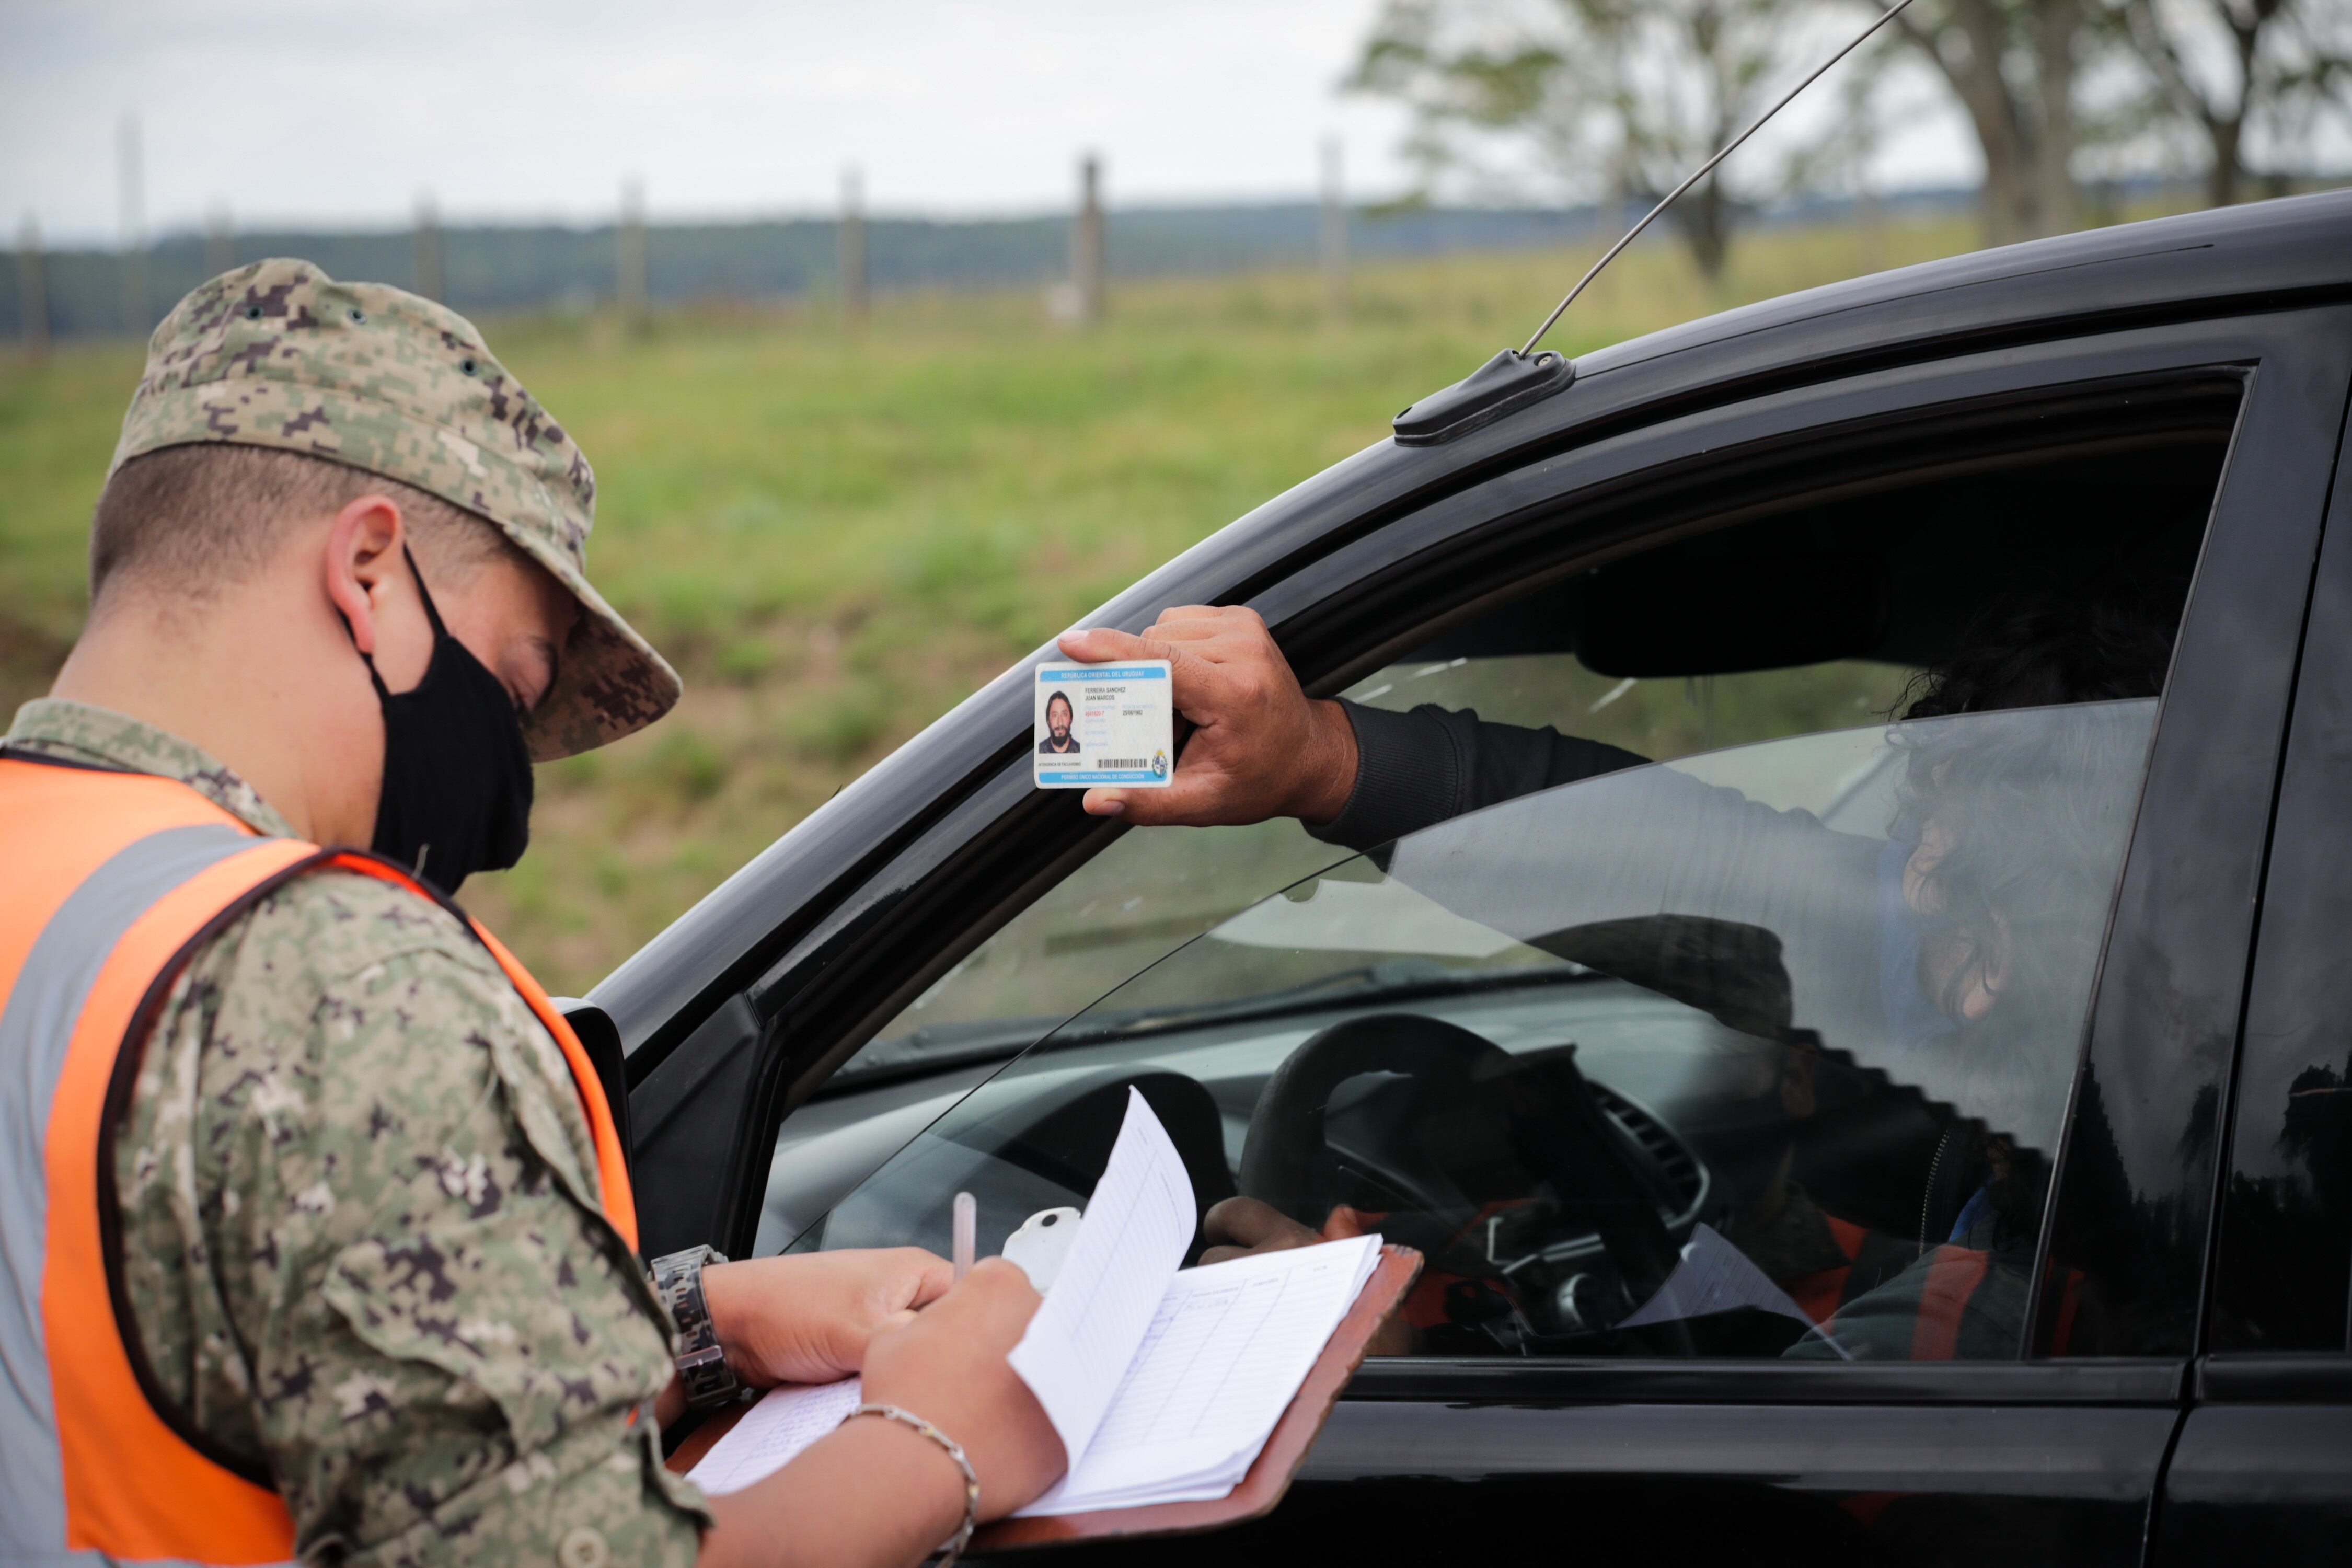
[{"xmin": 846, "ymin": 1402, "xmax": 979, "ymax": 1566}]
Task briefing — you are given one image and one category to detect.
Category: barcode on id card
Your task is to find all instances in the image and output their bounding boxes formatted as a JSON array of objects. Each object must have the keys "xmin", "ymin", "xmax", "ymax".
[{"xmin": 1097, "ymin": 758, "xmax": 1148, "ymax": 769}]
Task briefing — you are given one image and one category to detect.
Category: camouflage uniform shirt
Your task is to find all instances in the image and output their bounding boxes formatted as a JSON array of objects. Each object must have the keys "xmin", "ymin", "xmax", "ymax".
[{"xmin": 5, "ymin": 699, "xmax": 710, "ymax": 1567}]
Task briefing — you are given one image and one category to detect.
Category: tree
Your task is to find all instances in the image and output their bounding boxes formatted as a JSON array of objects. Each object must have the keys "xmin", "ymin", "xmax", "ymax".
[
  {"xmin": 1890, "ymin": 0, "xmax": 2090, "ymax": 244},
  {"xmin": 1352, "ymin": 0, "xmax": 1830, "ymax": 281},
  {"xmin": 2116, "ymin": 0, "xmax": 2352, "ymax": 206}
]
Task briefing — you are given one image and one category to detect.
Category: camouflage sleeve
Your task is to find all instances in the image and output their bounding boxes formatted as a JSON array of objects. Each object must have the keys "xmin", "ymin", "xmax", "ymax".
[{"xmin": 117, "ymin": 869, "xmax": 710, "ymax": 1566}]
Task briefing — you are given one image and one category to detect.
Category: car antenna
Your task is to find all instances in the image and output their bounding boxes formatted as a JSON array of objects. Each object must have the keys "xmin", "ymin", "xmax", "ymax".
[{"xmin": 1393, "ymin": 0, "xmax": 1921, "ymax": 447}]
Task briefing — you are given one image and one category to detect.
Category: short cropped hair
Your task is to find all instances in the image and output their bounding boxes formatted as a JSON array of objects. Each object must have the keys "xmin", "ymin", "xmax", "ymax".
[{"xmin": 89, "ymin": 443, "xmax": 522, "ymax": 607}]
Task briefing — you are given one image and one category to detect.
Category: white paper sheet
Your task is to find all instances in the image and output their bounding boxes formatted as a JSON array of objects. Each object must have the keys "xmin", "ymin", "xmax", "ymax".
[
  {"xmin": 1016, "ymin": 1233, "xmax": 1382, "ymax": 1516},
  {"xmin": 685, "ymin": 1377, "xmax": 865, "ymax": 1496},
  {"xmin": 1006, "ymin": 1086, "xmax": 1198, "ymax": 1465},
  {"xmin": 682, "ymin": 1093, "xmax": 1386, "ymax": 1518},
  {"xmin": 1616, "ymin": 1221, "xmax": 1851, "ymax": 1357}
]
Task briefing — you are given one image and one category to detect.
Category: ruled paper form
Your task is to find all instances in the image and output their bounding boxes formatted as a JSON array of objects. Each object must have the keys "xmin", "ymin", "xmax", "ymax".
[
  {"xmin": 1007, "ymin": 1086, "xmax": 1198, "ymax": 1465},
  {"xmin": 685, "ymin": 1377, "xmax": 865, "ymax": 1495},
  {"xmin": 1015, "ymin": 1233, "xmax": 1381, "ymax": 1516}
]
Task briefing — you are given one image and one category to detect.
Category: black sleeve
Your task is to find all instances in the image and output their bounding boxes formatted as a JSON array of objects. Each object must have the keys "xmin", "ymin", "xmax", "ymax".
[{"xmin": 1307, "ymin": 698, "xmax": 1652, "ymax": 852}]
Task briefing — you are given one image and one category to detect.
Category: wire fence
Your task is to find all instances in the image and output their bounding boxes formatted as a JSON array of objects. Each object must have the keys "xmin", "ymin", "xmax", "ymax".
[{"xmin": 1, "ymin": 189, "xmax": 1995, "ymax": 342}]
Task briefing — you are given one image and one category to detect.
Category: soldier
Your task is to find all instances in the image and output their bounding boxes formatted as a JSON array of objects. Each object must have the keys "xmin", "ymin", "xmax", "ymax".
[{"xmin": 0, "ymin": 260, "xmax": 1062, "ymax": 1568}]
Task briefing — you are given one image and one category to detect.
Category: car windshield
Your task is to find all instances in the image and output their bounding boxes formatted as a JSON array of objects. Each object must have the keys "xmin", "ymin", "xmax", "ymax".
[{"xmin": 793, "ymin": 699, "xmax": 2155, "ymax": 1361}]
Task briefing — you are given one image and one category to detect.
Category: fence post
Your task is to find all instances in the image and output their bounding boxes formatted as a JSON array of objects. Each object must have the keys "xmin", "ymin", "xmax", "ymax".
[
  {"xmin": 838, "ymin": 167, "xmax": 867, "ymax": 323},
  {"xmin": 206, "ymin": 204, "xmax": 235, "ymax": 278},
  {"xmin": 17, "ymin": 215, "xmax": 48, "ymax": 361},
  {"xmin": 118, "ymin": 114, "xmax": 147, "ymax": 339},
  {"xmin": 618, "ymin": 176, "xmax": 649, "ymax": 328},
  {"xmin": 1857, "ymin": 182, "xmax": 1885, "ymax": 274},
  {"xmin": 1320, "ymin": 136, "xmax": 1348, "ymax": 323},
  {"xmin": 1071, "ymin": 153, "xmax": 1105, "ymax": 327},
  {"xmin": 414, "ymin": 191, "xmax": 444, "ymax": 303}
]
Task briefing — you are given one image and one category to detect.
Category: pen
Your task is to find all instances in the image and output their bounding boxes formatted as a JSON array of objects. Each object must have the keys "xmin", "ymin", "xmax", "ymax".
[{"xmin": 951, "ymin": 1191, "xmax": 976, "ymax": 1284}]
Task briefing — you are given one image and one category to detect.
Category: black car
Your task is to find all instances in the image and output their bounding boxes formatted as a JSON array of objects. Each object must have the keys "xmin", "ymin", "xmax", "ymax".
[{"xmin": 574, "ymin": 191, "xmax": 2352, "ymax": 1565}]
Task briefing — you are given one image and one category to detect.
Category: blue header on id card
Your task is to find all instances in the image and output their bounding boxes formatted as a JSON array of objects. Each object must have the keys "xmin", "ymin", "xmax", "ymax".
[{"xmin": 1039, "ymin": 665, "xmax": 1168, "ymax": 684}]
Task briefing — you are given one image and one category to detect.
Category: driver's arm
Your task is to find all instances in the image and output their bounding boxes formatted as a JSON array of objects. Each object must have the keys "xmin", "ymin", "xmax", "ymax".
[
  {"xmin": 1057, "ymin": 608, "xmax": 1647, "ymax": 850},
  {"xmin": 1319, "ymin": 699, "xmax": 1652, "ymax": 851},
  {"xmin": 1199, "ymin": 1196, "xmax": 1422, "ymax": 1355}
]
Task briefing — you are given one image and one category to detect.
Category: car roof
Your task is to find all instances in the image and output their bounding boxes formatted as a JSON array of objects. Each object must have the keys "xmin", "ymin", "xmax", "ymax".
[
  {"xmin": 593, "ymin": 191, "xmax": 2352, "ymax": 1057},
  {"xmin": 1575, "ymin": 187, "xmax": 2352, "ymax": 388},
  {"xmin": 1151, "ymin": 191, "xmax": 2352, "ymax": 617}
]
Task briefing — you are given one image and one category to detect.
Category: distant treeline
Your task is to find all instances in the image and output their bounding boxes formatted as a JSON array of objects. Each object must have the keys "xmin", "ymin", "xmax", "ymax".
[{"xmin": 6, "ymin": 191, "xmax": 1985, "ymax": 340}]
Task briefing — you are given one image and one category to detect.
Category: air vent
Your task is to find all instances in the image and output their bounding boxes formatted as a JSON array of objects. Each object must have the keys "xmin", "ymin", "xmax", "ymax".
[{"xmin": 1593, "ymin": 1082, "xmax": 1704, "ymax": 1211}]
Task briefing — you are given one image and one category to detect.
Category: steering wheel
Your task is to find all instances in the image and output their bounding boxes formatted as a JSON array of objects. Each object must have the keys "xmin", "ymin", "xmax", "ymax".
[{"xmin": 1237, "ymin": 1013, "xmax": 1689, "ymax": 1320}]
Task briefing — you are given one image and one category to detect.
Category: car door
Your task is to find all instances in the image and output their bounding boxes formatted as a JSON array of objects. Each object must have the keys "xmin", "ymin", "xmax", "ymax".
[
  {"xmin": 920, "ymin": 313, "xmax": 2344, "ymax": 1568},
  {"xmin": 2155, "ymin": 358, "xmax": 2352, "ymax": 1563},
  {"xmin": 618, "ymin": 299, "xmax": 2352, "ymax": 1564}
]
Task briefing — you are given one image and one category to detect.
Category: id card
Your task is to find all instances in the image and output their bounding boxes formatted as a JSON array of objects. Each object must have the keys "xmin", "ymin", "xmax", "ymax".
[{"xmin": 1033, "ymin": 661, "xmax": 1173, "ymax": 789}]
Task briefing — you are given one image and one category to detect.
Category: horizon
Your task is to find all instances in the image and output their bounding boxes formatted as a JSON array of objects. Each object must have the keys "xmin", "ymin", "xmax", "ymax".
[
  {"xmin": 4, "ymin": 0, "xmax": 1981, "ymax": 249},
  {"xmin": 16, "ymin": 182, "xmax": 2025, "ymax": 253}
]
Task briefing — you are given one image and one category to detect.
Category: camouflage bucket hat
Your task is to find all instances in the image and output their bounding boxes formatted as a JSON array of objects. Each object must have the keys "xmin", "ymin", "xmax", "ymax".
[{"xmin": 111, "ymin": 258, "xmax": 679, "ymax": 760}]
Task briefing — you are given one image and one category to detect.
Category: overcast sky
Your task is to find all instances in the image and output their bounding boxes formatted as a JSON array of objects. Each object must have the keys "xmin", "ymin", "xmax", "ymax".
[{"xmin": 2, "ymin": 0, "xmax": 1980, "ymax": 246}]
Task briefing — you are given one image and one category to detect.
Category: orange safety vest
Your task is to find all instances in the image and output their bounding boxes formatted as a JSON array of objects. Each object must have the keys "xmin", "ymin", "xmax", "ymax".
[
  {"xmin": 1782, "ymin": 1213, "xmax": 1927, "ymax": 1330},
  {"xmin": 0, "ymin": 752, "xmax": 637, "ymax": 1565}
]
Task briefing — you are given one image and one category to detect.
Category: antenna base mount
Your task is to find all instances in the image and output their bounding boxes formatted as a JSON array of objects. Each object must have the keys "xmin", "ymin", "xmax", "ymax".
[{"xmin": 1393, "ymin": 349, "xmax": 1575, "ymax": 447}]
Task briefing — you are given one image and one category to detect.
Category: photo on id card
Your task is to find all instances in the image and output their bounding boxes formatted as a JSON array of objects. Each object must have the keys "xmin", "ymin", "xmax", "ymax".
[{"xmin": 1033, "ymin": 661, "xmax": 1173, "ymax": 789}]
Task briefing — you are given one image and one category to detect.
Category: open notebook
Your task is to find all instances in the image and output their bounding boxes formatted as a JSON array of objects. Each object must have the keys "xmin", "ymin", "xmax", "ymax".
[{"xmin": 687, "ymin": 1088, "xmax": 1383, "ymax": 1516}]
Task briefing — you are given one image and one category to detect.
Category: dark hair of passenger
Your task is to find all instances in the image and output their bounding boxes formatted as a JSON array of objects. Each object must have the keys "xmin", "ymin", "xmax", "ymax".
[{"xmin": 1898, "ymin": 584, "xmax": 2182, "ymax": 721}]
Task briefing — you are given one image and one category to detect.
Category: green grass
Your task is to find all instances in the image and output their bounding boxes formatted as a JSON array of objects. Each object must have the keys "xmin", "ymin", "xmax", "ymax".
[{"xmin": 0, "ymin": 217, "xmax": 1987, "ymax": 996}]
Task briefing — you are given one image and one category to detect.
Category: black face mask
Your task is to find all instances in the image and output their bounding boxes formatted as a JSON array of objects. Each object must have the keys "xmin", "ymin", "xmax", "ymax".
[{"xmin": 356, "ymin": 548, "xmax": 534, "ymax": 893}]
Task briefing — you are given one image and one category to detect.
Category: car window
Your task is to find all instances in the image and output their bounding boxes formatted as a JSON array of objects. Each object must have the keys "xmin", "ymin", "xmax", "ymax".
[
  {"xmin": 814, "ymin": 419, "xmax": 2221, "ymax": 1101},
  {"xmin": 758, "ymin": 657, "xmax": 1920, "ymax": 1254},
  {"xmin": 827, "ymin": 659, "xmax": 1917, "ymax": 1096},
  {"xmin": 799, "ymin": 699, "xmax": 2156, "ymax": 1362},
  {"xmin": 774, "ymin": 422, "xmax": 2224, "ymax": 1257},
  {"xmin": 1345, "ymin": 654, "xmax": 1918, "ymax": 763},
  {"xmin": 831, "ymin": 817, "xmax": 1351, "ymax": 1088}
]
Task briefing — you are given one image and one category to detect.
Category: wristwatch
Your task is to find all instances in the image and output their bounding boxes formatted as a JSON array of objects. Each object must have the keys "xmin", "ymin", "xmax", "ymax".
[{"xmin": 648, "ymin": 1246, "xmax": 741, "ymax": 1410}]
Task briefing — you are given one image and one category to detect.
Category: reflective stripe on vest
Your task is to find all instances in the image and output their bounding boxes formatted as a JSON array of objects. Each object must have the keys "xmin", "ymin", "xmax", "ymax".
[
  {"xmin": 1783, "ymin": 1213, "xmax": 1929, "ymax": 1328},
  {"xmin": 1907, "ymin": 1244, "xmax": 1992, "ymax": 1361},
  {"xmin": 0, "ymin": 756, "xmax": 637, "ymax": 1564}
]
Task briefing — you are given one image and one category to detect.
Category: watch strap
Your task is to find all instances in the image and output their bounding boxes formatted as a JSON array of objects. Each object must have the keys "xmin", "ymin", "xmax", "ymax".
[{"xmin": 649, "ymin": 1246, "xmax": 740, "ymax": 1410}]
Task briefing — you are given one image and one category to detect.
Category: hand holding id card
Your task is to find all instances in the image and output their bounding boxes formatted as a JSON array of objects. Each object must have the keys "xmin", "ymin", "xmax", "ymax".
[{"xmin": 1034, "ymin": 661, "xmax": 1174, "ymax": 789}]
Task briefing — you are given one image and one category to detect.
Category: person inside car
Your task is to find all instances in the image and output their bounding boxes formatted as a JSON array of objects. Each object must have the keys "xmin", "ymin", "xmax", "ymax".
[{"xmin": 1065, "ymin": 583, "xmax": 2172, "ymax": 1357}]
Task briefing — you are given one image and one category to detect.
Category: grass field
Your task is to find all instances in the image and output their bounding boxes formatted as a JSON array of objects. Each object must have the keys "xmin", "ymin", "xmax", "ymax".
[{"xmin": 0, "ymin": 218, "xmax": 1984, "ymax": 995}]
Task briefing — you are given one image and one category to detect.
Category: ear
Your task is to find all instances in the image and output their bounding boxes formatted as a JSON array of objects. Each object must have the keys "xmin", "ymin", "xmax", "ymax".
[
  {"xmin": 1777, "ymin": 1043, "xmax": 1819, "ymax": 1120},
  {"xmin": 1958, "ymin": 912, "xmax": 2015, "ymax": 1023},
  {"xmin": 322, "ymin": 495, "xmax": 409, "ymax": 656}
]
